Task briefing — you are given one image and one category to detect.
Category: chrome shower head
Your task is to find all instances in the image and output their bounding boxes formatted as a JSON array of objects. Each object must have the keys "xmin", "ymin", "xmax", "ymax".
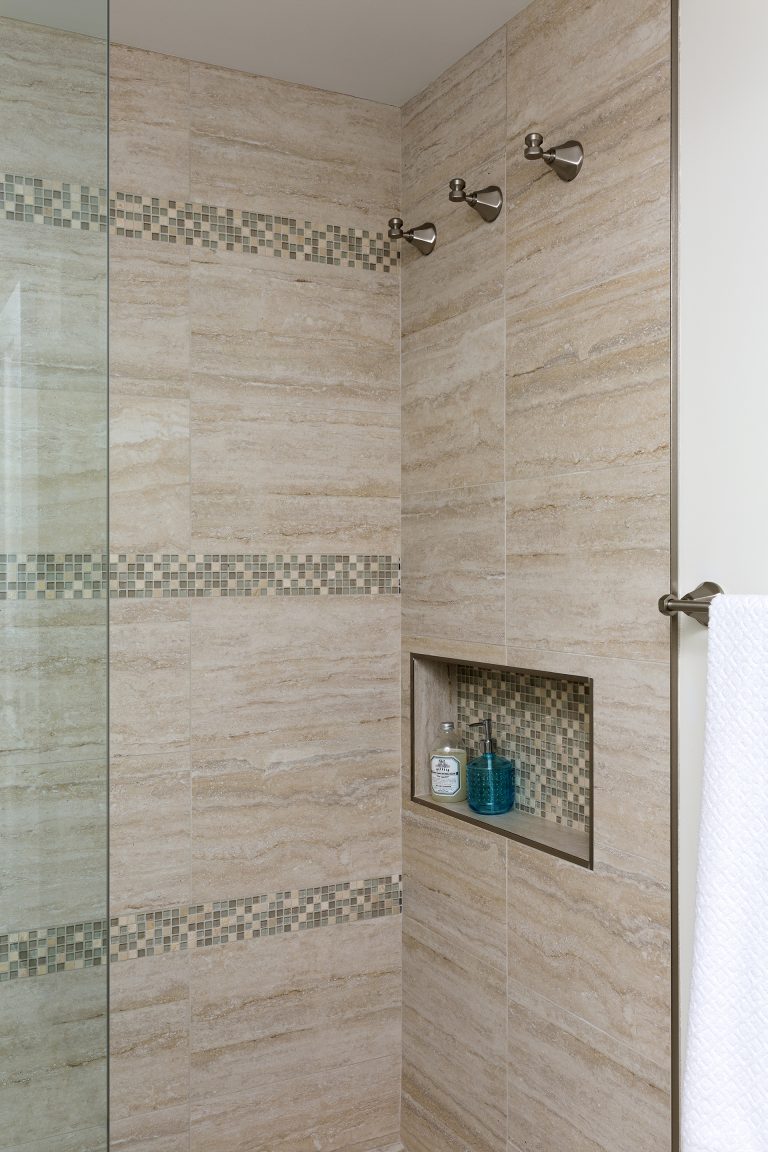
[
  {"xmin": 448, "ymin": 177, "xmax": 503, "ymax": 222},
  {"xmin": 387, "ymin": 216, "xmax": 437, "ymax": 256},
  {"xmin": 524, "ymin": 132, "xmax": 584, "ymax": 182}
]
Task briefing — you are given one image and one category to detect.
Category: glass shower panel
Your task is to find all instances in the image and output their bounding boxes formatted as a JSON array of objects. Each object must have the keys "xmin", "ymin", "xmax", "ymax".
[{"xmin": 0, "ymin": 4, "xmax": 108, "ymax": 1150}]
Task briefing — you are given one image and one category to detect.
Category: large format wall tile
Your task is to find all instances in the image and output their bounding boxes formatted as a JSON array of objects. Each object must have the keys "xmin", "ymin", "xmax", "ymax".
[
  {"xmin": 109, "ymin": 600, "xmax": 191, "ymax": 759},
  {"xmin": 506, "ymin": 461, "xmax": 669, "ymax": 661},
  {"xmin": 110, "ymin": 46, "xmax": 190, "ymax": 200},
  {"xmin": 191, "ymin": 396, "xmax": 399, "ymax": 554},
  {"xmin": 0, "ymin": 385, "xmax": 106, "ymax": 551},
  {"xmin": 0, "ymin": 19, "xmax": 106, "ymax": 185},
  {"xmin": 505, "ymin": 0, "xmax": 670, "ymax": 141},
  {"xmin": 0, "ymin": 226, "xmax": 106, "ymax": 393},
  {"xmin": 190, "ymin": 62, "xmax": 399, "ymax": 230},
  {"xmin": 109, "ymin": 243, "xmax": 191, "ymax": 399},
  {"xmin": 190, "ymin": 597, "xmax": 399, "ymax": 897},
  {"xmin": 190, "ymin": 254, "xmax": 399, "ymax": 412},
  {"xmin": 506, "ymin": 842, "xmax": 670, "ymax": 1065},
  {"xmin": 506, "ymin": 986, "xmax": 670, "ymax": 1152},
  {"xmin": 402, "ymin": 919, "xmax": 507, "ymax": 1152},
  {"xmin": 402, "ymin": 483, "xmax": 505, "ymax": 646},
  {"xmin": 190, "ymin": 1056, "xmax": 401, "ymax": 1152},
  {"xmin": 506, "ymin": 264, "xmax": 670, "ymax": 478},
  {"xmin": 110, "ymin": 953, "xmax": 190, "ymax": 1122},
  {"xmin": 0, "ymin": 969, "xmax": 106, "ymax": 1150},
  {"xmin": 402, "ymin": 810, "xmax": 507, "ymax": 972},
  {"xmin": 0, "ymin": 601, "xmax": 107, "ymax": 771},
  {"xmin": 402, "ymin": 300, "xmax": 505, "ymax": 497},
  {"xmin": 190, "ymin": 919, "xmax": 401, "ymax": 1098},
  {"xmin": 110, "ymin": 395, "xmax": 190, "ymax": 554},
  {"xmin": 110, "ymin": 1106, "xmax": 188, "ymax": 1152},
  {"xmin": 402, "ymin": 28, "xmax": 506, "ymax": 206},
  {"xmin": 0, "ymin": 759, "xmax": 105, "ymax": 932},
  {"xmin": 110, "ymin": 751, "xmax": 191, "ymax": 915}
]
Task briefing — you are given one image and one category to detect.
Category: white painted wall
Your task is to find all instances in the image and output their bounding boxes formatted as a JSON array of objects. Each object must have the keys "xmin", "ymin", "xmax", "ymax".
[{"xmin": 677, "ymin": 0, "xmax": 768, "ymax": 1064}]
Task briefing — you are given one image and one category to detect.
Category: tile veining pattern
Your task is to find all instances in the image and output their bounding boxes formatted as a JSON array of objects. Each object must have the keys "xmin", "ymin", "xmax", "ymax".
[
  {"xmin": 0, "ymin": 876, "xmax": 402, "ymax": 981},
  {"xmin": 0, "ymin": 553, "xmax": 400, "ymax": 599},
  {"xmin": 456, "ymin": 665, "xmax": 591, "ymax": 830},
  {"xmin": 1, "ymin": 173, "xmax": 399, "ymax": 271}
]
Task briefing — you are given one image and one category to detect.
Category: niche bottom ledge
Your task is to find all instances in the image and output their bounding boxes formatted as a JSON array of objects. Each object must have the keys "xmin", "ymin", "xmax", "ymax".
[{"xmin": 412, "ymin": 793, "xmax": 592, "ymax": 868}]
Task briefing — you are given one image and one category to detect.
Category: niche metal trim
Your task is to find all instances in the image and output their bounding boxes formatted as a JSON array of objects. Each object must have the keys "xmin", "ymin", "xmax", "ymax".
[
  {"xmin": 524, "ymin": 132, "xmax": 584, "ymax": 181},
  {"xmin": 387, "ymin": 216, "xmax": 437, "ymax": 256},
  {"xmin": 448, "ymin": 177, "xmax": 503, "ymax": 222}
]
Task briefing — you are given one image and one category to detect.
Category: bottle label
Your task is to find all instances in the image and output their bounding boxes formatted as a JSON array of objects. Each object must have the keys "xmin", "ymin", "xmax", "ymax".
[{"xmin": 431, "ymin": 754, "xmax": 461, "ymax": 796}]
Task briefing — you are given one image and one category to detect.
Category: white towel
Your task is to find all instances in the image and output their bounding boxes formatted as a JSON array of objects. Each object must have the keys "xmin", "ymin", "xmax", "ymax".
[{"xmin": 683, "ymin": 595, "xmax": 768, "ymax": 1152}]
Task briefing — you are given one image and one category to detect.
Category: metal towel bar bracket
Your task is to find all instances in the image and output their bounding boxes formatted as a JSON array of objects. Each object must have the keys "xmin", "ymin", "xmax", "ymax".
[{"xmin": 658, "ymin": 581, "xmax": 724, "ymax": 627}]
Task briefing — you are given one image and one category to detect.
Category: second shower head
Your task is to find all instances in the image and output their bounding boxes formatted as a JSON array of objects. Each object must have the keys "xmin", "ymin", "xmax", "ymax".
[{"xmin": 387, "ymin": 217, "xmax": 437, "ymax": 256}]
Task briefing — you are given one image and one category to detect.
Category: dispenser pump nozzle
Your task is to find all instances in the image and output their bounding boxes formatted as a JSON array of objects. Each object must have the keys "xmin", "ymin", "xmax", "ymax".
[{"xmin": 469, "ymin": 717, "xmax": 495, "ymax": 754}]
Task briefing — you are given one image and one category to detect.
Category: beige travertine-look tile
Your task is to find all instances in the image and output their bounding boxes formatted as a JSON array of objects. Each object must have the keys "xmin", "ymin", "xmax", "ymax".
[
  {"xmin": 190, "ymin": 1056, "xmax": 401, "ymax": 1152},
  {"xmin": 506, "ymin": 841, "xmax": 670, "ymax": 1064},
  {"xmin": 506, "ymin": 985, "xmax": 671, "ymax": 1152},
  {"xmin": 0, "ymin": 225, "xmax": 106, "ymax": 393},
  {"xmin": 0, "ymin": 601, "xmax": 107, "ymax": 772},
  {"xmin": 402, "ymin": 919, "xmax": 507, "ymax": 1152},
  {"xmin": 505, "ymin": 461, "xmax": 669, "ymax": 661},
  {"xmin": 190, "ymin": 61, "xmax": 399, "ymax": 229},
  {"xmin": 0, "ymin": 386, "xmax": 106, "ymax": 552},
  {"xmin": 402, "ymin": 483, "xmax": 505, "ymax": 646},
  {"xmin": 109, "ymin": 751, "xmax": 191, "ymax": 916},
  {"xmin": 402, "ymin": 809, "xmax": 507, "ymax": 972},
  {"xmin": 0, "ymin": 969, "xmax": 106, "ymax": 1151},
  {"xmin": 402, "ymin": 27, "xmax": 506, "ymax": 206},
  {"xmin": 109, "ymin": 242, "xmax": 191, "ymax": 399},
  {"xmin": 109, "ymin": 952, "xmax": 190, "ymax": 1123},
  {"xmin": 0, "ymin": 759, "xmax": 106, "ymax": 932},
  {"xmin": 189, "ymin": 252, "xmax": 399, "ymax": 411},
  {"xmin": 402, "ymin": 300, "xmax": 505, "ymax": 496},
  {"xmin": 110, "ymin": 395, "xmax": 190, "ymax": 554},
  {"xmin": 109, "ymin": 600, "xmax": 191, "ymax": 759},
  {"xmin": 109, "ymin": 1106, "xmax": 188, "ymax": 1152},
  {"xmin": 506, "ymin": 264, "xmax": 670, "ymax": 477},
  {"xmin": 190, "ymin": 396, "xmax": 399, "ymax": 554},
  {"xmin": 190, "ymin": 919, "xmax": 401, "ymax": 1097},
  {"xmin": 190, "ymin": 597, "xmax": 399, "ymax": 897},
  {"xmin": 110, "ymin": 45, "xmax": 190, "ymax": 200},
  {"xmin": 0, "ymin": 18, "xmax": 106, "ymax": 184}
]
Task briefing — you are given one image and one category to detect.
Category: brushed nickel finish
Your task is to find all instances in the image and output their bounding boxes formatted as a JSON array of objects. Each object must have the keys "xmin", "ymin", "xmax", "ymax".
[
  {"xmin": 658, "ymin": 581, "xmax": 724, "ymax": 626},
  {"xmin": 448, "ymin": 177, "xmax": 504, "ymax": 222},
  {"xmin": 524, "ymin": 132, "xmax": 584, "ymax": 182},
  {"xmin": 387, "ymin": 215, "xmax": 437, "ymax": 255}
]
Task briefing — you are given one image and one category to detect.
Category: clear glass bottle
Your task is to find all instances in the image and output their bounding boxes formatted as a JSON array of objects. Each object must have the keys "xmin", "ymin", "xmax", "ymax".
[
  {"xmin": 429, "ymin": 721, "xmax": 467, "ymax": 803},
  {"xmin": 467, "ymin": 718, "xmax": 515, "ymax": 815}
]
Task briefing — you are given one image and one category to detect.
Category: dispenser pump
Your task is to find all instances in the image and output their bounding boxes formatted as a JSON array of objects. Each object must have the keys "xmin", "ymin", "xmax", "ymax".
[{"xmin": 469, "ymin": 718, "xmax": 495, "ymax": 754}]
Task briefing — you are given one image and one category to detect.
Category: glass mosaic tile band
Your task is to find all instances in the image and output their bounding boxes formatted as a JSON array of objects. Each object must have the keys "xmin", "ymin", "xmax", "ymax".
[
  {"xmin": 0, "ymin": 553, "xmax": 400, "ymax": 600},
  {"xmin": 0, "ymin": 173, "xmax": 400, "ymax": 272},
  {"xmin": 456, "ymin": 666, "xmax": 591, "ymax": 831},
  {"xmin": 0, "ymin": 875, "xmax": 403, "ymax": 982}
]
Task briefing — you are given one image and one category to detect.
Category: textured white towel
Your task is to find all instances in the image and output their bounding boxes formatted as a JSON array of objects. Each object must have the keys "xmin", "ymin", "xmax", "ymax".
[{"xmin": 683, "ymin": 595, "xmax": 768, "ymax": 1152}]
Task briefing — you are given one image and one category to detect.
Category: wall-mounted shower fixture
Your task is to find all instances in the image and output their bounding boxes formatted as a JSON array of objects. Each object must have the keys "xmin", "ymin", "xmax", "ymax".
[
  {"xmin": 387, "ymin": 216, "xmax": 437, "ymax": 256},
  {"xmin": 448, "ymin": 178, "xmax": 503, "ymax": 222},
  {"xmin": 524, "ymin": 132, "xmax": 584, "ymax": 182}
]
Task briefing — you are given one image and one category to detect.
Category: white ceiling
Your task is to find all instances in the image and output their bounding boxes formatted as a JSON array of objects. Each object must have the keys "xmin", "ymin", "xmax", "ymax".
[{"xmin": 1, "ymin": 0, "xmax": 534, "ymax": 106}]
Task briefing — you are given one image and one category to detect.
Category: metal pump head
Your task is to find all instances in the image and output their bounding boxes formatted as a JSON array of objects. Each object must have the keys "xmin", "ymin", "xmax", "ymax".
[{"xmin": 469, "ymin": 717, "xmax": 495, "ymax": 753}]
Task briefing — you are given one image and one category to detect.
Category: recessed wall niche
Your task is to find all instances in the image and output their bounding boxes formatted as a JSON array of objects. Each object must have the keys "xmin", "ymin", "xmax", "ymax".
[{"xmin": 410, "ymin": 653, "xmax": 593, "ymax": 868}]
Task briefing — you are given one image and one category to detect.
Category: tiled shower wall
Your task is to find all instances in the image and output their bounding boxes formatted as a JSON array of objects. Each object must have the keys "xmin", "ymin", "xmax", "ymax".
[
  {"xmin": 107, "ymin": 45, "xmax": 403, "ymax": 1152},
  {"xmin": 400, "ymin": 2, "xmax": 672, "ymax": 1150}
]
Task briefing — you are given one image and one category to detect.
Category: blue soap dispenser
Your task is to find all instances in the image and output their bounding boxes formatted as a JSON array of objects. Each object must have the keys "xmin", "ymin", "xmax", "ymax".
[{"xmin": 467, "ymin": 718, "xmax": 515, "ymax": 815}]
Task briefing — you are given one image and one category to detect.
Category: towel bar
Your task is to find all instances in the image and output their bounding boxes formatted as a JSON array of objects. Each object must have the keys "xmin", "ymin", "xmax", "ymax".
[{"xmin": 658, "ymin": 581, "xmax": 724, "ymax": 627}]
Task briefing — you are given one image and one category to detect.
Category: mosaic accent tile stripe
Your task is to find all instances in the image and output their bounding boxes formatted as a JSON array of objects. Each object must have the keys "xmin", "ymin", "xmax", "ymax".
[
  {"xmin": 0, "ymin": 553, "xmax": 400, "ymax": 600},
  {"xmin": 0, "ymin": 173, "xmax": 400, "ymax": 272},
  {"xmin": 456, "ymin": 666, "xmax": 591, "ymax": 831},
  {"xmin": 0, "ymin": 876, "xmax": 403, "ymax": 982}
]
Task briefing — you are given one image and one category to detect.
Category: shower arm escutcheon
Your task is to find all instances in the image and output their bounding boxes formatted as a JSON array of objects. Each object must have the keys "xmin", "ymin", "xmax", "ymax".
[
  {"xmin": 448, "ymin": 177, "xmax": 503, "ymax": 222},
  {"xmin": 524, "ymin": 132, "xmax": 584, "ymax": 182},
  {"xmin": 387, "ymin": 216, "xmax": 437, "ymax": 256}
]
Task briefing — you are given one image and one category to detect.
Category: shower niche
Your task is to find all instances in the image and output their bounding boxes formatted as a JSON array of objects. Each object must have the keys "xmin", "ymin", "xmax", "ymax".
[{"xmin": 410, "ymin": 653, "xmax": 593, "ymax": 868}]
